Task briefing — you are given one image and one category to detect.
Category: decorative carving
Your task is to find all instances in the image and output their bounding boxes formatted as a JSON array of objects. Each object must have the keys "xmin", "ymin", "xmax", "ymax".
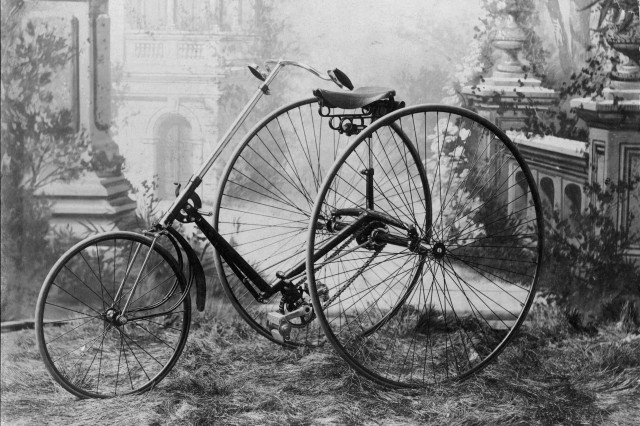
[
  {"xmin": 607, "ymin": 15, "xmax": 640, "ymax": 84},
  {"xmin": 134, "ymin": 42, "xmax": 164, "ymax": 59},
  {"xmin": 94, "ymin": 14, "xmax": 111, "ymax": 130},
  {"xmin": 178, "ymin": 43, "xmax": 204, "ymax": 59},
  {"xmin": 461, "ymin": 0, "xmax": 557, "ymax": 130},
  {"xmin": 70, "ymin": 17, "xmax": 79, "ymax": 130},
  {"xmin": 492, "ymin": 0, "xmax": 527, "ymax": 76},
  {"xmin": 571, "ymin": 8, "xmax": 640, "ymax": 130}
]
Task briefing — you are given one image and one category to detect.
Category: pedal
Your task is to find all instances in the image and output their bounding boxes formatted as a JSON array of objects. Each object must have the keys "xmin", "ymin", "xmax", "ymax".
[
  {"xmin": 267, "ymin": 312, "xmax": 291, "ymax": 342},
  {"xmin": 266, "ymin": 305, "xmax": 312, "ymax": 343}
]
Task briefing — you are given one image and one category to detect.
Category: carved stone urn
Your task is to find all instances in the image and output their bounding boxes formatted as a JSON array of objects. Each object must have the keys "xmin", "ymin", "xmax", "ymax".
[
  {"xmin": 492, "ymin": 0, "xmax": 528, "ymax": 76},
  {"xmin": 606, "ymin": 14, "xmax": 640, "ymax": 88}
]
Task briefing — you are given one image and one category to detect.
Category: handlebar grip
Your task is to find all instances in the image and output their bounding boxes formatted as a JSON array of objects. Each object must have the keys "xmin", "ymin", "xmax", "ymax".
[
  {"xmin": 332, "ymin": 68, "xmax": 354, "ymax": 90},
  {"xmin": 248, "ymin": 65, "xmax": 266, "ymax": 81}
]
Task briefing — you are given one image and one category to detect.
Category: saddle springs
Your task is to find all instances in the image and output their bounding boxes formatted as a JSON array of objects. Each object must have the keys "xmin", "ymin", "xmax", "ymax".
[{"xmin": 313, "ymin": 89, "xmax": 405, "ymax": 136}]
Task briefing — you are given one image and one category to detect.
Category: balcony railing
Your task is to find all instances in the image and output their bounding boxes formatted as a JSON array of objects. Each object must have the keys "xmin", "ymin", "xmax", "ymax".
[{"xmin": 123, "ymin": 31, "xmax": 257, "ymax": 73}]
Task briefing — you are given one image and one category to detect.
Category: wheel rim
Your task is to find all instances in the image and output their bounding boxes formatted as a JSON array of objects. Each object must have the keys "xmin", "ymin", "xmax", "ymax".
[
  {"xmin": 36, "ymin": 232, "xmax": 191, "ymax": 398},
  {"xmin": 213, "ymin": 98, "xmax": 367, "ymax": 346},
  {"xmin": 307, "ymin": 105, "xmax": 543, "ymax": 387}
]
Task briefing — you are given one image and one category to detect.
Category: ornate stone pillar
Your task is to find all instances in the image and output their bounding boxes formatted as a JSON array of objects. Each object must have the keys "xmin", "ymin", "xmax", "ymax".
[
  {"xmin": 459, "ymin": 1, "xmax": 573, "ymax": 227},
  {"xmin": 461, "ymin": 0, "xmax": 557, "ymax": 130},
  {"xmin": 34, "ymin": 0, "xmax": 136, "ymax": 234},
  {"xmin": 570, "ymin": 19, "xmax": 640, "ymax": 134},
  {"xmin": 570, "ymin": 11, "xmax": 640, "ymax": 260}
]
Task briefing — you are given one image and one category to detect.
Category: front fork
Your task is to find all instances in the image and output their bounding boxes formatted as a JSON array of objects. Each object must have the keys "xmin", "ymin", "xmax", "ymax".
[{"xmin": 106, "ymin": 232, "xmax": 162, "ymax": 326}]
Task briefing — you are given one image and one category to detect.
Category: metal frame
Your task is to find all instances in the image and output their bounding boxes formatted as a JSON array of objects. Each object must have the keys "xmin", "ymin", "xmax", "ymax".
[{"xmin": 141, "ymin": 59, "xmax": 416, "ymax": 312}]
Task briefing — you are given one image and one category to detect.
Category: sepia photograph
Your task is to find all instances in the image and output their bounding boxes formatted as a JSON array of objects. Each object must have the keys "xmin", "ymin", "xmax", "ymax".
[{"xmin": 1, "ymin": 0, "xmax": 639, "ymax": 424}]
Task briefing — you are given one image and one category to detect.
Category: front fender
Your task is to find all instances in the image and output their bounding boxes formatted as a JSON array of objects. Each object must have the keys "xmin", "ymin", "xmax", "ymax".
[{"xmin": 167, "ymin": 227, "xmax": 206, "ymax": 312}]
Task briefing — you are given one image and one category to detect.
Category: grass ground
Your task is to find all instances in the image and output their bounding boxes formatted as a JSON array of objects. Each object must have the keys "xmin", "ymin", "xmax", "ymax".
[{"xmin": 1, "ymin": 302, "xmax": 639, "ymax": 425}]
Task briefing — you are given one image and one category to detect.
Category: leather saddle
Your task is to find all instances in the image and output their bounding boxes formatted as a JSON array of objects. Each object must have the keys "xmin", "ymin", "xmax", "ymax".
[{"xmin": 313, "ymin": 87, "xmax": 396, "ymax": 109}]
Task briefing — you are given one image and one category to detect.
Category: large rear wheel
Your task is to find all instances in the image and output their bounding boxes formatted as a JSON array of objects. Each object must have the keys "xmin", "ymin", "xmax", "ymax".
[{"xmin": 307, "ymin": 105, "xmax": 544, "ymax": 387}]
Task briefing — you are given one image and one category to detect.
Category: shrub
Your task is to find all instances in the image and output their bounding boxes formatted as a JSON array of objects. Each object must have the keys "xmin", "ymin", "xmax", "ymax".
[
  {"xmin": 540, "ymin": 178, "xmax": 640, "ymax": 326},
  {"xmin": 1, "ymin": 0, "xmax": 95, "ymax": 320}
]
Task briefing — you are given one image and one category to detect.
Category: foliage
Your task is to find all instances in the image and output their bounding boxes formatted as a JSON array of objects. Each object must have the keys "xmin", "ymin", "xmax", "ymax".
[
  {"xmin": 0, "ymin": 0, "xmax": 95, "ymax": 320},
  {"xmin": 1, "ymin": 1, "xmax": 91, "ymax": 192},
  {"xmin": 541, "ymin": 178, "xmax": 640, "ymax": 323},
  {"xmin": 126, "ymin": 177, "xmax": 164, "ymax": 230},
  {"xmin": 581, "ymin": 0, "xmax": 639, "ymax": 32}
]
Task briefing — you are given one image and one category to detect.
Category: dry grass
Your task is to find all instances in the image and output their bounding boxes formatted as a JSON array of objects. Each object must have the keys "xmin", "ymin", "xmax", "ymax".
[{"xmin": 2, "ymin": 303, "xmax": 639, "ymax": 425}]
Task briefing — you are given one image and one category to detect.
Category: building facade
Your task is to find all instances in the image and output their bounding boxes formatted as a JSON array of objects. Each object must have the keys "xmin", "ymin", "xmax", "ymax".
[{"xmin": 110, "ymin": 0, "xmax": 261, "ymax": 204}]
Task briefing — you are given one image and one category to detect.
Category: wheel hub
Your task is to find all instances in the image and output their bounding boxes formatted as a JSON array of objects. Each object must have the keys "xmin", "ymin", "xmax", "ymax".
[
  {"xmin": 355, "ymin": 220, "xmax": 387, "ymax": 250},
  {"xmin": 104, "ymin": 308, "xmax": 127, "ymax": 326},
  {"xmin": 432, "ymin": 242, "xmax": 446, "ymax": 260}
]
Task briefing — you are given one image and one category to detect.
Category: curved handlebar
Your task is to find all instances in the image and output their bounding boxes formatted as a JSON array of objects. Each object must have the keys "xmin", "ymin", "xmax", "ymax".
[
  {"xmin": 265, "ymin": 59, "xmax": 330, "ymax": 80},
  {"xmin": 257, "ymin": 59, "xmax": 354, "ymax": 90}
]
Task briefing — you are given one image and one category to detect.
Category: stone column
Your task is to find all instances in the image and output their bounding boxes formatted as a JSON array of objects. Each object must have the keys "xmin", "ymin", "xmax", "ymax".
[
  {"xmin": 34, "ymin": 0, "xmax": 136, "ymax": 234},
  {"xmin": 461, "ymin": 0, "xmax": 557, "ymax": 130}
]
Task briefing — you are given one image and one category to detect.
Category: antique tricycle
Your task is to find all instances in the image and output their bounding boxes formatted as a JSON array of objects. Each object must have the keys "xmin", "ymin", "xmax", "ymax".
[{"xmin": 35, "ymin": 59, "xmax": 543, "ymax": 398}]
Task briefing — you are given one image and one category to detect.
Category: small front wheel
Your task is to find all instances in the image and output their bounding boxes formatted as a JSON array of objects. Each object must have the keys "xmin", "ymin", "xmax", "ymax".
[{"xmin": 35, "ymin": 231, "xmax": 191, "ymax": 398}]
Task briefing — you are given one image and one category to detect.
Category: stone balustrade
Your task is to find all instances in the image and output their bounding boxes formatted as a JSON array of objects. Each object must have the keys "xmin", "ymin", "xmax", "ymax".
[
  {"xmin": 461, "ymin": 0, "xmax": 640, "ymax": 263},
  {"xmin": 123, "ymin": 30, "xmax": 257, "ymax": 73}
]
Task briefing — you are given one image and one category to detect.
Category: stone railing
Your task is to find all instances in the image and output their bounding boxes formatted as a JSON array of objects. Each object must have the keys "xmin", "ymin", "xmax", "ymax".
[
  {"xmin": 460, "ymin": 0, "xmax": 639, "ymax": 264},
  {"xmin": 507, "ymin": 132, "xmax": 589, "ymax": 222}
]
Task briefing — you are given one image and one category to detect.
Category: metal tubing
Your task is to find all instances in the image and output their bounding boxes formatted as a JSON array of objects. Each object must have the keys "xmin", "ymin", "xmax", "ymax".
[
  {"xmin": 265, "ymin": 59, "xmax": 333, "ymax": 82},
  {"xmin": 112, "ymin": 242, "xmax": 143, "ymax": 305},
  {"xmin": 121, "ymin": 236, "xmax": 159, "ymax": 314},
  {"xmin": 192, "ymin": 213, "xmax": 273, "ymax": 293}
]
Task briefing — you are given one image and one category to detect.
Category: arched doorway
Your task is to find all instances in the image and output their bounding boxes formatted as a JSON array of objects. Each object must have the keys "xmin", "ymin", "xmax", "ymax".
[
  {"xmin": 563, "ymin": 183, "xmax": 582, "ymax": 230},
  {"xmin": 155, "ymin": 115, "xmax": 193, "ymax": 199},
  {"xmin": 540, "ymin": 177, "xmax": 555, "ymax": 215}
]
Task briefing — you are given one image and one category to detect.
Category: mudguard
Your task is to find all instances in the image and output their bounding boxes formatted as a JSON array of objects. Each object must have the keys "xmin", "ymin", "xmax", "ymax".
[{"xmin": 167, "ymin": 227, "xmax": 207, "ymax": 311}]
